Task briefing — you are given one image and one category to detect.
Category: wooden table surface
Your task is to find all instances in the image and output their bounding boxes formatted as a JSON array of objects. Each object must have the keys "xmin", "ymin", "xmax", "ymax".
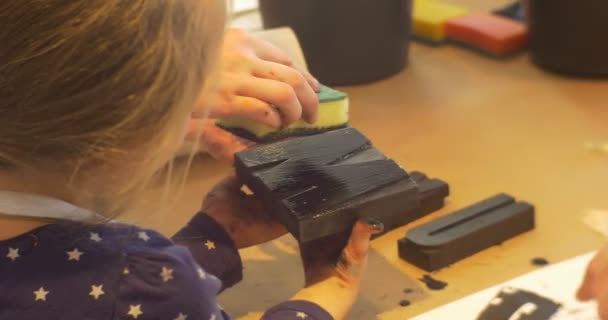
[{"xmin": 133, "ymin": 0, "xmax": 608, "ymax": 318}]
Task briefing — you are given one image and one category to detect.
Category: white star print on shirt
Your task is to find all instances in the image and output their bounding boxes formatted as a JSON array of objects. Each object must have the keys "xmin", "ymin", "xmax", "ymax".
[
  {"xmin": 6, "ymin": 247, "xmax": 19, "ymax": 261},
  {"xmin": 296, "ymin": 311, "xmax": 308, "ymax": 319},
  {"xmin": 205, "ymin": 240, "xmax": 215, "ymax": 250},
  {"xmin": 66, "ymin": 248, "xmax": 84, "ymax": 261},
  {"xmin": 174, "ymin": 313, "xmax": 188, "ymax": 320},
  {"xmin": 123, "ymin": 267, "xmax": 130, "ymax": 275},
  {"xmin": 209, "ymin": 314, "xmax": 217, "ymax": 320},
  {"xmin": 128, "ymin": 305, "xmax": 143, "ymax": 319},
  {"xmin": 33, "ymin": 287, "xmax": 49, "ymax": 301},
  {"xmin": 89, "ymin": 285, "xmax": 104, "ymax": 300},
  {"xmin": 138, "ymin": 232, "xmax": 150, "ymax": 241},
  {"xmin": 197, "ymin": 268, "xmax": 206, "ymax": 279},
  {"xmin": 160, "ymin": 267, "xmax": 174, "ymax": 282},
  {"xmin": 89, "ymin": 232, "xmax": 102, "ymax": 242}
]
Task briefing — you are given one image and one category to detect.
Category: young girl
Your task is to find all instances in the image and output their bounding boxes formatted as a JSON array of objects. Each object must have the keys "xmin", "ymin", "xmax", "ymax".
[{"xmin": 0, "ymin": 1, "xmax": 381, "ymax": 319}]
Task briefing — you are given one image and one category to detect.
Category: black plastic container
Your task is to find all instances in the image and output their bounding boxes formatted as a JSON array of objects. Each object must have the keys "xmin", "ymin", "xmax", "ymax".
[
  {"xmin": 259, "ymin": 0, "xmax": 412, "ymax": 86},
  {"xmin": 528, "ymin": 0, "xmax": 608, "ymax": 77}
]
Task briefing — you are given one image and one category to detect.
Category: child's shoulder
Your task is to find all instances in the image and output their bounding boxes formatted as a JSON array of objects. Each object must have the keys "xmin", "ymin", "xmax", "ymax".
[
  {"xmin": 0, "ymin": 222, "xmax": 223, "ymax": 320},
  {"xmin": 16, "ymin": 221, "xmax": 176, "ymax": 255},
  {"xmin": 2, "ymin": 221, "xmax": 201, "ymax": 273}
]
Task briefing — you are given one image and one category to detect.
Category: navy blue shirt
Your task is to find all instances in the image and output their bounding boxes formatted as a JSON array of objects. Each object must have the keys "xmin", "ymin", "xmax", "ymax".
[{"xmin": 0, "ymin": 212, "xmax": 332, "ymax": 320}]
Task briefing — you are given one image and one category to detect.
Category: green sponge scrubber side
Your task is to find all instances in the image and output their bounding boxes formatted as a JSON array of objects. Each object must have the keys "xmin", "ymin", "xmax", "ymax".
[{"xmin": 216, "ymin": 85, "xmax": 349, "ymax": 142}]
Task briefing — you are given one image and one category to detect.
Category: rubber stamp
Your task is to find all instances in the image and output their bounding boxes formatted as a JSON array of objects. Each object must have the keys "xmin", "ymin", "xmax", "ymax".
[
  {"xmin": 235, "ymin": 127, "xmax": 421, "ymax": 242},
  {"xmin": 398, "ymin": 193, "xmax": 535, "ymax": 271}
]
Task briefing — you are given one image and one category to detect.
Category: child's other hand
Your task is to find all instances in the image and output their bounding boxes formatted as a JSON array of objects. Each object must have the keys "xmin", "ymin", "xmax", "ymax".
[
  {"xmin": 195, "ymin": 28, "xmax": 320, "ymax": 127},
  {"xmin": 183, "ymin": 118, "xmax": 253, "ymax": 164},
  {"xmin": 202, "ymin": 174, "xmax": 287, "ymax": 249},
  {"xmin": 291, "ymin": 219, "xmax": 384, "ymax": 320},
  {"xmin": 578, "ymin": 245, "xmax": 608, "ymax": 319}
]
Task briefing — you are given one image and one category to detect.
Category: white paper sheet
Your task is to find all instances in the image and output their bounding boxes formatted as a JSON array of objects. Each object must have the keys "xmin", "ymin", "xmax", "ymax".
[
  {"xmin": 412, "ymin": 252, "xmax": 599, "ymax": 320},
  {"xmin": 231, "ymin": 0, "xmax": 258, "ymax": 14}
]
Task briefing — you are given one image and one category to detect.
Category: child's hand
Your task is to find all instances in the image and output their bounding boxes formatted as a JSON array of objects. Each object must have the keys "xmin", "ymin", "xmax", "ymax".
[
  {"xmin": 578, "ymin": 245, "xmax": 608, "ymax": 319},
  {"xmin": 184, "ymin": 118, "xmax": 253, "ymax": 164},
  {"xmin": 291, "ymin": 219, "xmax": 384, "ymax": 320},
  {"xmin": 195, "ymin": 28, "xmax": 321, "ymax": 127},
  {"xmin": 184, "ymin": 28, "xmax": 320, "ymax": 163},
  {"xmin": 202, "ymin": 174, "xmax": 287, "ymax": 249}
]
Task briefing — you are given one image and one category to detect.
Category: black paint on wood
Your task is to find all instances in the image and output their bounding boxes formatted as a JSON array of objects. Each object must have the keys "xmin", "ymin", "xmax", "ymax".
[
  {"xmin": 410, "ymin": 171, "xmax": 450, "ymax": 216},
  {"xmin": 372, "ymin": 171, "xmax": 450, "ymax": 239},
  {"xmin": 398, "ymin": 193, "xmax": 536, "ymax": 271},
  {"xmin": 399, "ymin": 300, "xmax": 412, "ymax": 307},
  {"xmin": 532, "ymin": 257, "xmax": 549, "ymax": 266},
  {"xmin": 235, "ymin": 128, "xmax": 423, "ymax": 242}
]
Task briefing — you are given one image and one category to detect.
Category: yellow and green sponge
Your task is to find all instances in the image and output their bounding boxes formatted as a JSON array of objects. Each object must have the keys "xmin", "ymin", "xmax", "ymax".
[{"xmin": 217, "ymin": 85, "xmax": 349, "ymax": 142}]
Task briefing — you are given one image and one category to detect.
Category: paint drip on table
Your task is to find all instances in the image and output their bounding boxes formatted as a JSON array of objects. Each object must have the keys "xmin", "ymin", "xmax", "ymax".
[{"xmin": 419, "ymin": 275, "xmax": 448, "ymax": 291}]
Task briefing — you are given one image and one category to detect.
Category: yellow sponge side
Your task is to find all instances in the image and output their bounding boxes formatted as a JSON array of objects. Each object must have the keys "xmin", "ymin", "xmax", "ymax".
[
  {"xmin": 413, "ymin": 0, "xmax": 469, "ymax": 42},
  {"xmin": 217, "ymin": 98, "xmax": 349, "ymax": 139}
]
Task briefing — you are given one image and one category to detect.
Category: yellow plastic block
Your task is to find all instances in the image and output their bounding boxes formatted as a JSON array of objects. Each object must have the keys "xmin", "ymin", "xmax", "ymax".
[{"xmin": 413, "ymin": 0, "xmax": 469, "ymax": 42}]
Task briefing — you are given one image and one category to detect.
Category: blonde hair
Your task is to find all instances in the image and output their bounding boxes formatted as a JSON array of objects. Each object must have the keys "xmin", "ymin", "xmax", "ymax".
[{"xmin": 0, "ymin": 0, "xmax": 226, "ymax": 217}]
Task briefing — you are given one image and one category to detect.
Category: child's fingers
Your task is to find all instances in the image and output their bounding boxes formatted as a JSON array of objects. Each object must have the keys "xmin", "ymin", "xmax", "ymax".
[
  {"xmin": 342, "ymin": 218, "xmax": 384, "ymax": 265},
  {"xmin": 247, "ymin": 34, "xmax": 295, "ymax": 67},
  {"xmin": 187, "ymin": 119, "xmax": 249, "ymax": 164},
  {"xmin": 212, "ymin": 174, "xmax": 243, "ymax": 194},
  {"xmin": 292, "ymin": 64, "xmax": 321, "ymax": 92},
  {"xmin": 233, "ymin": 75, "xmax": 303, "ymax": 127},
  {"xmin": 252, "ymin": 60, "xmax": 319, "ymax": 124},
  {"xmin": 578, "ymin": 250, "xmax": 608, "ymax": 301},
  {"xmin": 332, "ymin": 219, "xmax": 383, "ymax": 284},
  {"xmin": 207, "ymin": 94, "xmax": 282, "ymax": 129},
  {"xmin": 577, "ymin": 274, "xmax": 595, "ymax": 301},
  {"xmin": 597, "ymin": 282, "xmax": 608, "ymax": 319},
  {"xmin": 249, "ymin": 35, "xmax": 321, "ymax": 91},
  {"xmin": 577, "ymin": 261, "xmax": 597, "ymax": 301}
]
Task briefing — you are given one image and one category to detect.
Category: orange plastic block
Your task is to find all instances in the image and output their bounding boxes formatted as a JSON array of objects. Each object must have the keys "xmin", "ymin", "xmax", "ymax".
[{"xmin": 445, "ymin": 13, "xmax": 528, "ymax": 56}]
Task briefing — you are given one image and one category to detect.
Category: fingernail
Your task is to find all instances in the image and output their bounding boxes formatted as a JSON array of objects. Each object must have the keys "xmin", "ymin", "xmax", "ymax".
[
  {"xmin": 361, "ymin": 217, "xmax": 384, "ymax": 233},
  {"xmin": 313, "ymin": 78, "xmax": 321, "ymax": 92},
  {"xmin": 308, "ymin": 113, "xmax": 318, "ymax": 124},
  {"xmin": 270, "ymin": 105, "xmax": 285, "ymax": 128}
]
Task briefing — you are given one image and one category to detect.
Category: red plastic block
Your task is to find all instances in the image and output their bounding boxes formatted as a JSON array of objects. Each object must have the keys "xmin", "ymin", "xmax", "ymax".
[{"xmin": 446, "ymin": 13, "xmax": 528, "ymax": 56}]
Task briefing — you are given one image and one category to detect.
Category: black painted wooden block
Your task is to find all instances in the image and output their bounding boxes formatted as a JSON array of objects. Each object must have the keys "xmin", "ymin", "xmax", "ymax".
[
  {"xmin": 398, "ymin": 193, "xmax": 535, "ymax": 271},
  {"xmin": 234, "ymin": 127, "xmax": 422, "ymax": 242},
  {"xmin": 409, "ymin": 171, "xmax": 450, "ymax": 218},
  {"xmin": 371, "ymin": 171, "xmax": 450, "ymax": 239}
]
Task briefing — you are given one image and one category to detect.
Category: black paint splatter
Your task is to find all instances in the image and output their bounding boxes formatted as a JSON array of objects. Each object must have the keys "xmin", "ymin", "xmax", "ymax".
[
  {"xmin": 532, "ymin": 257, "xmax": 549, "ymax": 266},
  {"xmin": 399, "ymin": 300, "xmax": 411, "ymax": 307},
  {"xmin": 477, "ymin": 287, "xmax": 561, "ymax": 320},
  {"xmin": 420, "ymin": 275, "xmax": 448, "ymax": 290},
  {"xmin": 403, "ymin": 288, "xmax": 415, "ymax": 294}
]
